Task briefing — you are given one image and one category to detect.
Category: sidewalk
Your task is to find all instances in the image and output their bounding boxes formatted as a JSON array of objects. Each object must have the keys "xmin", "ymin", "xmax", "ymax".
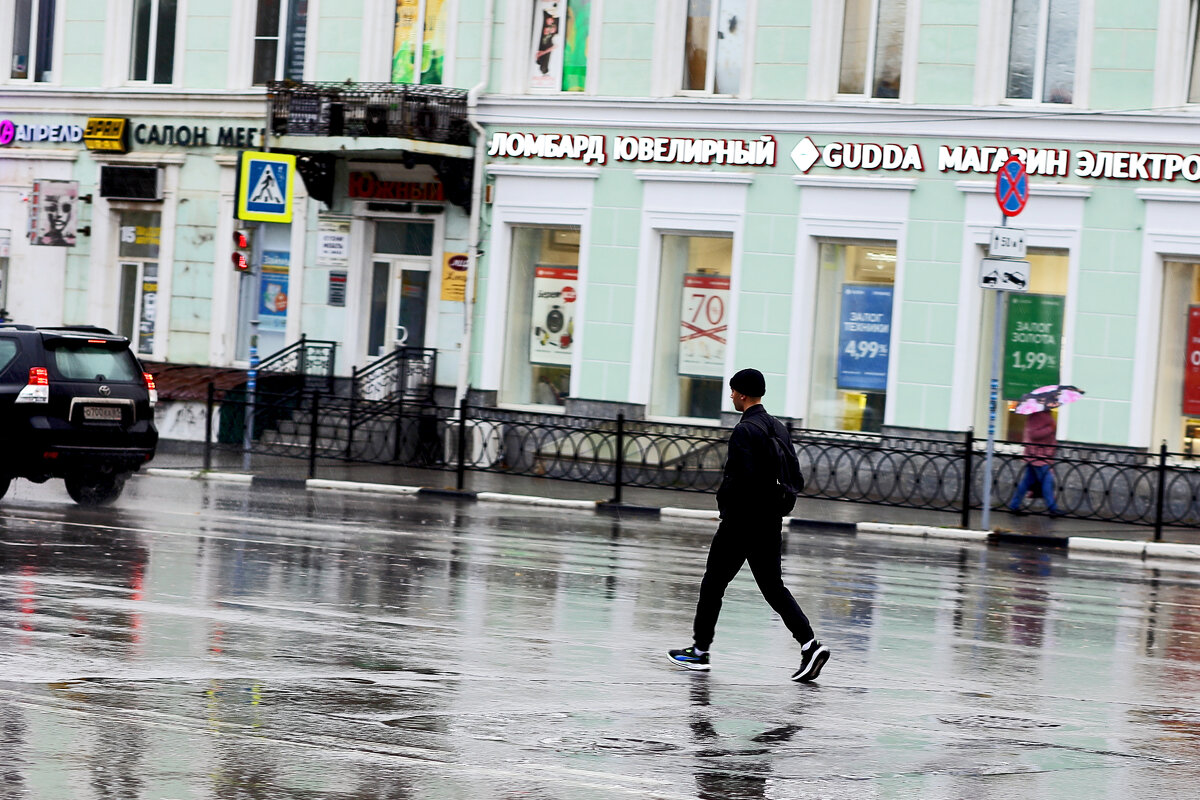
[{"xmin": 147, "ymin": 442, "xmax": 1200, "ymax": 549}]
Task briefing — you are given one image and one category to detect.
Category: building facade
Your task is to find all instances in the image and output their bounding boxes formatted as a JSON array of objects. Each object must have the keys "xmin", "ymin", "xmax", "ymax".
[{"xmin": 5, "ymin": 2, "xmax": 1200, "ymax": 451}]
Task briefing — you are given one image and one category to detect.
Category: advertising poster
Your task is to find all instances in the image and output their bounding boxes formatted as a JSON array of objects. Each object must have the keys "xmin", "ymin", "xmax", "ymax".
[
  {"xmin": 259, "ymin": 251, "xmax": 290, "ymax": 332},
  {"xmin": 679, "ymin": 274, "xmax": 730, "ymax": 378},
  {"xmin": 1002, "ymin": 293, "xmax": 1065, "ymax": 399},
  {"xmin": 316, "ymin": 218, "xmax": 350, "ymax": 266},
  {"xmin": 421, "ymin": 0, "xmax": 447, "ymax": 85},
  {"xmin": 138, "ymin": 263, "xmax": 158, "ymax": 356},
  {"xmin": 530, "ymin": 265, "xmax": 576, "ymax": 366},
  {"xmin": 836, "ymin": 285, "xmax": 893, "ymax": 392},
  {"xmin": 441, "ymin": 252, "xmax": 468, "ymax": 301},
  {"xmin": 562, "ymin": 0, "xmax": 590, "ymax": 92},
  {"xmin": 392, "ymin": 0, "xmax": 420, "ymax": 83},
  {"xmin": 29, "ymin": 179, "xmax": 79, "ymax": 246},
  {"xmin": 1184, "ymin": 306, "xmax": 1200, "ymax": 416},
  {"xmin": 529, "ymin": 0, "xmax": 565, "ymax": 90}
]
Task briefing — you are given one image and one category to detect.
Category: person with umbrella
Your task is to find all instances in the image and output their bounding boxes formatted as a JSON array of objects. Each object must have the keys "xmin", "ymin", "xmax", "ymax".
[{"xmin": 1007, "ymin": 385, "xmax": 1083, "ymax": 515}]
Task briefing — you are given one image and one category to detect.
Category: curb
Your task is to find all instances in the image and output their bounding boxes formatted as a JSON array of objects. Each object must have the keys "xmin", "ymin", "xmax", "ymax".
[{"xmin": 136, "ymin": 471, "xmax": 1200, "ymax": 562}]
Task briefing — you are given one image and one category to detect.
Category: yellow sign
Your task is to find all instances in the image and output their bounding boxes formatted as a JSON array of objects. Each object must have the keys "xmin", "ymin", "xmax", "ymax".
[
  {"xmin": 237, "ymin": 151, "xmax": 296, "ymax": 223},
  {"xmin": 441, "ymin": 252, "xmax": 468, "ymax": 301},
  {"xmin": 83, "ymin": 117, "xmax": 128, "ymax": 153}
]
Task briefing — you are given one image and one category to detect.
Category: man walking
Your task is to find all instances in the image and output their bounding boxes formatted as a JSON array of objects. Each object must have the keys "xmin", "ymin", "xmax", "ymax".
[{"xmin": 668, "ymin": 368, "xmax": 830, "ymax": 682}]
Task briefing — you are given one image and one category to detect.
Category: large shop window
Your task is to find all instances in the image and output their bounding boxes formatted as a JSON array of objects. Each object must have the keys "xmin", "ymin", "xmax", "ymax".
[
  {"xmin": 650, "ymin": 235, "xmax": 732, "ymax": 420},
  {"xmin": 809, "ymin": 243, "xmax": 896, "ymax": 433},
  {"xmin": 527, "ymin": 0, "xmax": 590, "ymax": 91},
  {"xmin": 10, "ymin": 0, "xmax": 55, "ymax": 81},
  {"xmin": 130, "ymin": 0, "xmax": 178, "ymax": 84},
  {"xmin": 682, "ymin": 0, "xmax": 744, "ymax": 94},
  {"xmin": 975, "ymin": 249, "xmax": 1069, "ymax": 440},
  {"xmin": 117, "ymin": 211, "xmax": 162, "ymax": 357},
  {"xmin": 838, "ymin": 0, "xmax": 906, "ymax": 98},
  {"xmin": 1006, "ymin": 0, "xmax": 1077, "ymax": 104},
  {"xmin": 252, "ymin": 0, "xmax": 308, "ymax": 85},
  {"xmin": 392, "ymin": 0, "xmax": 449, "ymax": 84},
  {"xmin": 1154, "ymin": 262, "xmax": 1200, "ymax": 454},
  {"xmin": 502, "ymin": 227, "xmax": 579, "ymax": 407}
]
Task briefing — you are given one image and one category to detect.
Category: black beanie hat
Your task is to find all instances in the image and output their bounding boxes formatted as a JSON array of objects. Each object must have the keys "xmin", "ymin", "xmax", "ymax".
[{"xmin": 730, "ymin": 368, "xmax": 766, "ymax": 397}]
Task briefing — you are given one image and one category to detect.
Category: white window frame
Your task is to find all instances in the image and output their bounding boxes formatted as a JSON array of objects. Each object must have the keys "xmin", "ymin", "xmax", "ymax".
[
  {"xmin": 505, "ymin": 0, "xmax": 605, "ymax": 95},
  {"xmin": 834, "ymin": 0, "xmax": 916, "ymax": 100},
  {"xmin": 1156, "ymin": 0, "xmax": 1200, "ymax": 106},
  {"xmin": 126, "ymin": 0, "xmax": 186, "ymax": 87},
  {"xmin": 630, "ymin": 171, "xmax": 751, "ymax": 423},
  {"xmin": 949, "ymin": 180, "xmax": 1089, "ymax": 436},
  {"xmin": 251, "ymin": 0, "xmax": 311, "ymax": 85},
  {"xmin": 666, "ymin": 0, "xmax": 758, "ymax": 98},
  {"xmin": 809, "ymin": 0, "xmax": 920, "ymax": 102},
  {"xmin": 976, "ymin": 0, "xmax": 1093, "ymax": 107},
  {"xmin": 481, "ymin": 164, "xmax": 598, "ymax": 411},
  {"xmin": 1, "ymin": 0, "xmax": 64, "ymax": 85},
  {"xmin": 788, "ymin": 176, "xmax": 913, "ymax": 426}
]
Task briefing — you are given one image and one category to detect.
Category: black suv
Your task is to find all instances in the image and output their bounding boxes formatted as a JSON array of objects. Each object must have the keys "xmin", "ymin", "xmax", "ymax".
[{"xmin": 0, "ymin": 325, "xmax": 158, "ymax": 506}]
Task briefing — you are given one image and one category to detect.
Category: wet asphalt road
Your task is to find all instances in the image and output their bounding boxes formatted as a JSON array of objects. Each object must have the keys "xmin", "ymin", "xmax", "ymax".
[{"xmin": 2, "ymin": 476, "xmax": 1200, "ymax": 799}]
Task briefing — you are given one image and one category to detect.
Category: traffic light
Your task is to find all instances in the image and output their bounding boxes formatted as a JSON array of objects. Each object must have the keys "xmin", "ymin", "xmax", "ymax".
[{"xmin": 231, "ymin": 228, "xmax": 253, "ymax": 272}]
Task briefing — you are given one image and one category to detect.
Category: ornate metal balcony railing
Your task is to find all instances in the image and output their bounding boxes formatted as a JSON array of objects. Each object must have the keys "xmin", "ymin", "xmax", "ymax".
[
  {"xmin": 267, "ymin": 81, "xmax": 470, "ymax": 146},
  {"xmin": 203, "ymin": 391, "xmax": 1200, "ymax": 540}
]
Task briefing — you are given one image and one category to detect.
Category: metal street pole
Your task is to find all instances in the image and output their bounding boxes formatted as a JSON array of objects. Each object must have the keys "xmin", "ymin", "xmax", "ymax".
[{"xmin": 981, "ymin": 214, "xmax": 1009, "ymax": 531}]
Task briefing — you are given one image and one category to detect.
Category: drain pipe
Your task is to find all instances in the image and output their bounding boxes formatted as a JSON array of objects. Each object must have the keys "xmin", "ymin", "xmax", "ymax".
[{"xmin": 454, "ymin": 0, "xmax": 496, "ymax": 409}]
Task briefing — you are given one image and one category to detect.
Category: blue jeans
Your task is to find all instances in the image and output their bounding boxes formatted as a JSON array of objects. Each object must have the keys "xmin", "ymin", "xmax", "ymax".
[{"xmin": 1009, "ymin": 464, "xmax": 1059, "ymax": 513}]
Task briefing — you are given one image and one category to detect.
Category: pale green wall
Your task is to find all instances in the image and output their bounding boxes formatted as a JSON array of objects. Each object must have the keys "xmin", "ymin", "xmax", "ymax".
[
  {"xmin": 60, "ymin": 0, "xmax": 105, "ymax": 88},
  {"xmin": 183, "ymin": 0, "xmax": 233, "ymax": 89},
  {"xmin": 913, "ymin": 0, "xmax": 979, "ymax": 105},
  {"xmin": 1089, "ymin": 0, "xmax": 1158, "ymax": 110}
]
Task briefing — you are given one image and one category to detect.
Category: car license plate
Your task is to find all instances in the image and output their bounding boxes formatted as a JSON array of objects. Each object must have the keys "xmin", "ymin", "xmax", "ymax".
[{"xmin": 83, "ymin": 406, "xmax": 122, "ymax": 422}]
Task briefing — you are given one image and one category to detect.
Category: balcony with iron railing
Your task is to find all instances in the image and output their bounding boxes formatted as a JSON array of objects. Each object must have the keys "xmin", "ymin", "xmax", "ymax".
[{"xmin": 267, "ymin": 81, "xmax": 471, "ymax": 150}]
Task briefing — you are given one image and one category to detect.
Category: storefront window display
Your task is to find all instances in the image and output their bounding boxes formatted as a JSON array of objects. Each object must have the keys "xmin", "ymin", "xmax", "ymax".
[
  {"xmin": 809, "ymin": 243, "xmax": 896, "ymax": 432},
  {"xmin": 502, "ymin": 227, "xmax": 579, "ymax": 406},
  {"xmin": 650, "ymin": 235, "xmax": 732, "ymax": 420},
  {"xmin": 975, "ymin": 248, "xmax": 1069, "ymax": 440},
  {"xmin": 116, "ymin": 211, "xmax": 162, "ymax": 357},
  {"xmin": 1154, "ymin": 261, "xmax": 1200, "ymax": 454}
]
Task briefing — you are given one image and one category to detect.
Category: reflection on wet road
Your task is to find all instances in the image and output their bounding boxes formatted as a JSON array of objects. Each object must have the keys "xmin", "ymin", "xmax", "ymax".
[{"xmin": 2, "ymin": 476, "xmax": 1200, "ymax": 798}]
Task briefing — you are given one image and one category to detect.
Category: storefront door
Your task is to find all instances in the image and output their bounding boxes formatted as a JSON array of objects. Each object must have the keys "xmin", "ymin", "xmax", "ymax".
[
  {"xmin": 366, "ymin": 257, "xmax": 429, "ymax": 356},
  {"xmin": 365, "ymin": 220, "xmax": 434, "ymax": 359}
]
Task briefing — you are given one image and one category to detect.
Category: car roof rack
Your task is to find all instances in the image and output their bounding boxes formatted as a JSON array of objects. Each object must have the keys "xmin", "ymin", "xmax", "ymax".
[{"xmin": 0, "ymin": 323, "xmax": 36, "ymax": 330}]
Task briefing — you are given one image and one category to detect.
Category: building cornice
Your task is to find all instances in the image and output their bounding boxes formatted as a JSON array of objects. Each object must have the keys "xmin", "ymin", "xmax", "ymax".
[
  {"xmin": 477, "ymin": 95, "xmax": 1200, "ymax": 149},
  {"xmin": 0, "ymin": 88, "xmax": 268, "ymax": 119}
]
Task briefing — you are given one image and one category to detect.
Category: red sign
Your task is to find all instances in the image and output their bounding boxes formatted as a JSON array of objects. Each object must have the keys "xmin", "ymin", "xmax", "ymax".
[
  {"xmin": 1184, "ymin": 306, "xmax": 1200, "ymax": 416},
  {"xmin": 348, "ymin": 171, "xmax": 444, "ymax": 201},
  {"xmin": 996, "ymin": 156, "xmax": 1029, "ymax": 217}
]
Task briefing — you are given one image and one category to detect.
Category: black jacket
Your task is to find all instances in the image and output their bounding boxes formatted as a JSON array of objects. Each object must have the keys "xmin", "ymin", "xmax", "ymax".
[{"xmin": 716, "ymin": 404, "xmax": 790, "ymax": 520}]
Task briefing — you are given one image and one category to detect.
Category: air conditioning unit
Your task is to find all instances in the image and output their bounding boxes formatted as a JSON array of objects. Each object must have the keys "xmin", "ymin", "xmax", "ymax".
[{"xmin": 99, "ymin": 165, "xmax": 163, "ymax": 201}]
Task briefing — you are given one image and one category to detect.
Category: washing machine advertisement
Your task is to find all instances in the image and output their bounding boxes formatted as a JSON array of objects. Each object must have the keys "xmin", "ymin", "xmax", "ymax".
[{"xmin": 530, "ymin": 265, "xmax": 577, "ymax": 366}]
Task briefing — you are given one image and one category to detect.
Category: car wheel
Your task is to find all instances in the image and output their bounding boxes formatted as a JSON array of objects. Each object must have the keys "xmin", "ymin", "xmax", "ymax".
[
  {"xmin": 64, "ymin": 473, "xmax": 126, "ymax": 507},
  {"xmin": 0, "ymin": 476, "xmax": 10, "ymax": 501}
]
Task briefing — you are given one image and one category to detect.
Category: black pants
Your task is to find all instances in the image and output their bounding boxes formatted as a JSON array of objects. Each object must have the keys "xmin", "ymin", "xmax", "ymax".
[{"xmin": 692, "ymin": 517, "xmax": 815, "ymax": 651}]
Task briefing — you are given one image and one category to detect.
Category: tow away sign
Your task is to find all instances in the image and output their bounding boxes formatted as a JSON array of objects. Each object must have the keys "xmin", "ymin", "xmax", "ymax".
[{"xmin": 979, "ymin": 258, "xmax": 1030, "ymax": 292}]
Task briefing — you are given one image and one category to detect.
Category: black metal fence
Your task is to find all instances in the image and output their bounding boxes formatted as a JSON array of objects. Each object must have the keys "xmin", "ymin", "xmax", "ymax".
[{"xmin": 203, "ymin": 387, "xmax": 1200, "ymax": 539}]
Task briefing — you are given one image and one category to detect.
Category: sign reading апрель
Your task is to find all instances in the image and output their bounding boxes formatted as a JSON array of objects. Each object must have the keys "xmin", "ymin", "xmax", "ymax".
[{"xmin": 237, "ymin": 151, "xmax": 295, "ymax": 223}]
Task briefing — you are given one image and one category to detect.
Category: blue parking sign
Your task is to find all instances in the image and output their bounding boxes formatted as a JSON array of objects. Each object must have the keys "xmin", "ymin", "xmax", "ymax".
[{"xmin": 237, "ymin": 151, "xmax": 295, "ymax": 222}]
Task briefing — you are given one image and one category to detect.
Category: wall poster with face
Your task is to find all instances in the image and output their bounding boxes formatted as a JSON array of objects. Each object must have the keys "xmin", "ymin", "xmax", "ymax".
[
  {"xmin": 529, "ymin": 0, "xmax": 565, "ymax": 90},
  {"xmin": 29, "ymin": 180, "xmax": 79, "ymax": 247}
]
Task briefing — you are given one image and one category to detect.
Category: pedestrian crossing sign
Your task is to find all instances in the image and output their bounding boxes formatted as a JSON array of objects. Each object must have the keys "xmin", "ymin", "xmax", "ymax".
[{"xmin": 237, "ymin": 151, "xmax": 296, "ymax": 222}]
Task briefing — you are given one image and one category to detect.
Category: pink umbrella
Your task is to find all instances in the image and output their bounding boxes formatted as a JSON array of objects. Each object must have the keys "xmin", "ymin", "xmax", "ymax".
[{"xmin": 1014, "ymin": 384, "xmax": 1085, "ymax": 415}]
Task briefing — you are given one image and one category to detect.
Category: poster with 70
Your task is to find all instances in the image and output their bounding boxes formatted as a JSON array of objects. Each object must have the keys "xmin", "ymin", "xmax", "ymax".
[{"xmin": 679, "ymin": 274, "xmax": 730, "ymax": 378}]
